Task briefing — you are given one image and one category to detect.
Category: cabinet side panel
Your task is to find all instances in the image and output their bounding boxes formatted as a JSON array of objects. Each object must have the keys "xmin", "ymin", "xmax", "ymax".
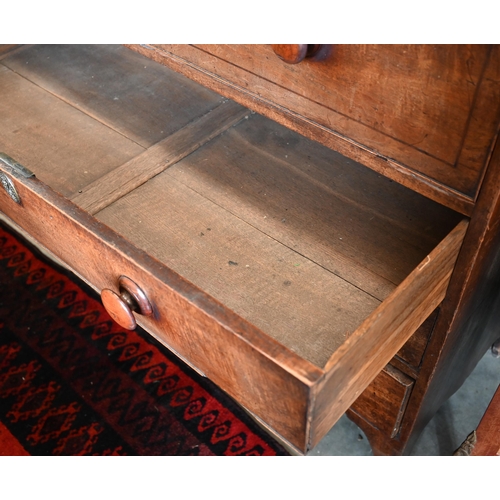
[
  {"xmin": 400, "ymin": 137, "xmax": 500, "ymax": 453},
  {"xmin": 355, "ymin": 137, "xmax": 500, "ymax": 456}
]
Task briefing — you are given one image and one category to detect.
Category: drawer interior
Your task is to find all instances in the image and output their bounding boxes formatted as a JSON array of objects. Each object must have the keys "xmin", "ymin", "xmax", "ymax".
[{"xmin": 0, "ymin": 45, "xmax": 464, "ymax": 370}]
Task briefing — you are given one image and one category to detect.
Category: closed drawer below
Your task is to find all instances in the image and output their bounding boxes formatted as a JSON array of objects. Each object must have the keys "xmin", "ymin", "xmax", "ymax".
[{"xmin": 349, "ymin": 364, "xmax": 414, "ymax": 439}]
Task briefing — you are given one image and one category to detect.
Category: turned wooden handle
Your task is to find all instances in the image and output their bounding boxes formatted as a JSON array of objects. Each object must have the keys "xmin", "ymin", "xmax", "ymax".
[
  {"xmin": 271, "ymin": 44, "xmax": 331, "ymax": 64},
  {"xmin": 101, "ymin": 275, "xmax": 152, "ymax": 330}
]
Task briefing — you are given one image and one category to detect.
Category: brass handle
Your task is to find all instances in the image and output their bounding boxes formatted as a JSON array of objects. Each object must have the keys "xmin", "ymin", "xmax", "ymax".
[
  {"xmin": 271, "ymin": 44, "xmax": 331, "ymax": 64},
  {"xmin": 101, "ymin": 275, "xmax": 152, "ymax": 330}
]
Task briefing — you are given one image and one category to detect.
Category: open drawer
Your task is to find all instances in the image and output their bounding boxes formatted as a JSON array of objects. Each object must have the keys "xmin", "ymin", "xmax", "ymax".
[{"xmin": 0, "ymin": 45, "xmax": 467, "ymax": 452}]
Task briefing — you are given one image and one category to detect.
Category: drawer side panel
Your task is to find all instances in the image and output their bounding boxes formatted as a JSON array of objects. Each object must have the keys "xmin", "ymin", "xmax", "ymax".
[{"xmin": 310, "ymin": 220, "xmax": 468, "ymax": 449}]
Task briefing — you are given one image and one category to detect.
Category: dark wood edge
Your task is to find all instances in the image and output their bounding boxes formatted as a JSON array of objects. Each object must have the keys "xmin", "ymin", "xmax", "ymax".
[
  {"xmin": 456, "ymin": 46, "xmax": 500, "ymax": 203},
  {"xmin": 125, "ymin": 44, "xmax": 475, "ymax": 217},
  {"xmin": 389, "ymin": 354, "xmax": 421, "ymax": 381},
  {"xmin": 471, "ymin": 383, "xmax": 500, "ymax": 456},
  {"xmin": 384, "ymin": 365, "xmax": 415, "ymax": 439},
  {"xmin": 403, "ymin": 136, "xmax": 500, "ymax": 449}
]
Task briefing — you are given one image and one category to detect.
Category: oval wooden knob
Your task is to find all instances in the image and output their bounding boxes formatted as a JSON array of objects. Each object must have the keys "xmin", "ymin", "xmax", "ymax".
[
  {"xmin": 271, "ymin": 44, "xmax": 308, "ymax": 64},
  {"xmin": 101, "ymin": 288, "xmax": 137, "ymax": 330},
  {"xmin": 271, "ymin": 44, "xmax": 331, "ymax": 64},
  {"xmin": 101, "ymin": 276, "xmax": 152, "ymax": 330}
]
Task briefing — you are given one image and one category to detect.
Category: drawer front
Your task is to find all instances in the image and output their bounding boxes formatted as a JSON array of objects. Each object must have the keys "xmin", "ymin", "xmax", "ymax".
[
  {"xmin": 348, "ymin": 364, "xmax": 414, "ymax": 438},
  {"xmin": 135, "ymin": 44, "xmax": 500, "ymax": 214},
  {"xmin": 0, "ymin": 159, "xmax": 321, "ymax": 451}
]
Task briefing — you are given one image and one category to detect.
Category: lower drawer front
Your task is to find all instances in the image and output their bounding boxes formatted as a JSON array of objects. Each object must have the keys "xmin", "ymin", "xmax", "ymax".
[{"xmin": 349, "ymin": 364, "xmax": 414, "ymax": 438}]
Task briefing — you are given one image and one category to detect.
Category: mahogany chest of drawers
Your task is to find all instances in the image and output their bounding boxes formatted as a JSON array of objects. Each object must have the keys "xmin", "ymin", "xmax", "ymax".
[{"xmin": 1, "ymin": 44, "xmax": 499, "ymax": 454}]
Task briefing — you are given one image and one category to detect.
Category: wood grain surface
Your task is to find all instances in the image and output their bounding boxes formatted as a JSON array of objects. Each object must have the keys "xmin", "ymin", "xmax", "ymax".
[
  {"xmin": 2, "ymin": 44, "xmax": 225, "ymax": 148},
  {"xmin": 71, "ymin": 101, "xmax": 248, "ymax": 214},
  {"xmin": 0, "ymin": 65, "xmax": 143, "ymax": 197},
  {"xmin": 95, "ymin": 111, "xmax": 462, "ymax": 367},
  {"xmin": 1, "ymin": 44, "xmax": 493, "ymax": 454}
]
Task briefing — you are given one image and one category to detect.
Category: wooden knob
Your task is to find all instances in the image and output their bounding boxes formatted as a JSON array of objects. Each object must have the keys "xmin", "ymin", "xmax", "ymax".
[
  {"xmin": 101, "ymin": 276, "xmax": 152, "ymax": 330},
  {"xmin": 271, "ymin": 44, "xmax": 331, "ymax": 64},
  {"xmin": 101, "ymin": 288, "xmax": 137, "ymax": 330},
  {"xmin": 271, "ymin": 44, "xmax": 308, "ymax": 64}
]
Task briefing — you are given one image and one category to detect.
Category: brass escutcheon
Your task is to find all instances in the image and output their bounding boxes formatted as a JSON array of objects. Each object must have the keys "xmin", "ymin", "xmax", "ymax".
[
  {"xmin": 0, "ymin": 171, "xmax": 21, "ymax": 204},
  {"xmin": 0, "ymin": 153, "xmax": 35, "ymax": 205}
]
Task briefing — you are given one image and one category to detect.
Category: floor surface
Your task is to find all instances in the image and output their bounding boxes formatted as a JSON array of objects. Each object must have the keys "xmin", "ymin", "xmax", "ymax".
[{"xmin": 309, "ymin": 348, "xmax": 500, "ymax": 455}]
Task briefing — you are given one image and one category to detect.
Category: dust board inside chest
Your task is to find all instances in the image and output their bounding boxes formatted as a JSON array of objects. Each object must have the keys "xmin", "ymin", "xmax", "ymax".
[{"xmin": 0, "ymin": 44, "xmax": 225, "ymax": 197}]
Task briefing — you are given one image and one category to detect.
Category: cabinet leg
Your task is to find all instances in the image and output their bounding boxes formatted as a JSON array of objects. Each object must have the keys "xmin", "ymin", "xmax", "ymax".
[
  {"xmin": 346, "ymin": 410, "xmax": 407, "ymax": 456},
  {"xmin": 491, "ymin": 338, "xmax": 500, "ymax": 358}
]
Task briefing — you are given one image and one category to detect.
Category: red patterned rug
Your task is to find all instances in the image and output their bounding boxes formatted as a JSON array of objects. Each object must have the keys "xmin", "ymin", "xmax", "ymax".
[{"xmin": 0, "ymin": 220, "xmax": 289, "ymax": 456}]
